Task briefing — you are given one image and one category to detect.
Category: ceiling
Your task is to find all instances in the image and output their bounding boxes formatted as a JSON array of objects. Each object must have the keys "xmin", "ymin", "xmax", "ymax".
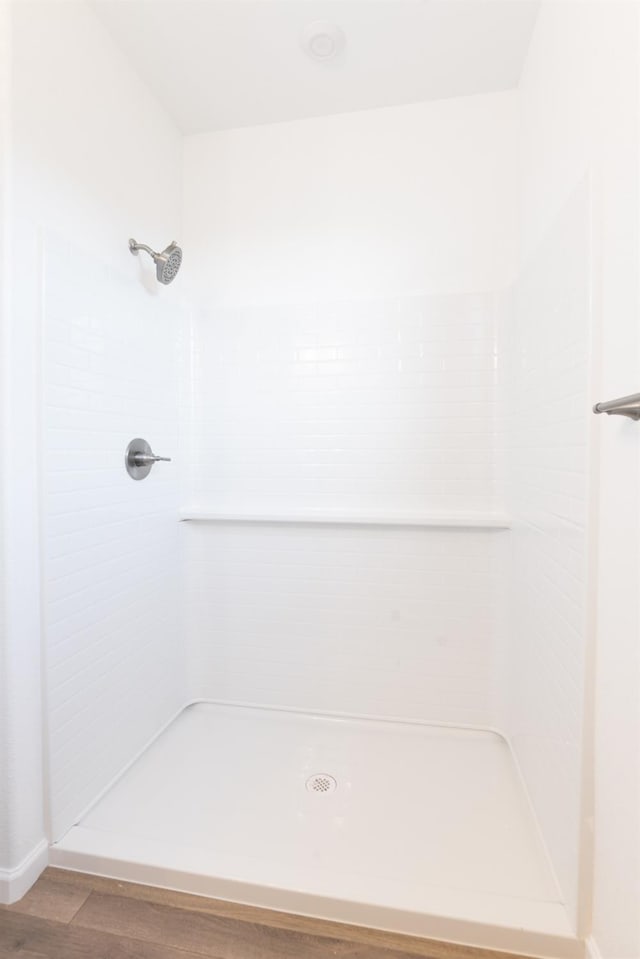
[{"xmin": 91, "ymin": 0, "xmax": 540, "ymax": 134}]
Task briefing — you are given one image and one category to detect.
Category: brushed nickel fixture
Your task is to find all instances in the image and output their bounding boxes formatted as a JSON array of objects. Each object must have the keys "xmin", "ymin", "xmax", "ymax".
[
  {"xmin": 129, "ymin": 238, "xmax": 182, "ymax": 285},
  {"xmin": 125, "ymin": 438, "xmax": 171, "ymax": 480},
  {"xmin": 593, "ymin": 392, "xmax": 640, "ymax": 421}
]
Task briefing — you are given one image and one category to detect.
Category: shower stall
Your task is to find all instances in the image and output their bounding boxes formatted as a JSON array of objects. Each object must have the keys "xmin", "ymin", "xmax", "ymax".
[{"xmin": 1, "ymin": 3, "xmax": 639, "ymax": 959}]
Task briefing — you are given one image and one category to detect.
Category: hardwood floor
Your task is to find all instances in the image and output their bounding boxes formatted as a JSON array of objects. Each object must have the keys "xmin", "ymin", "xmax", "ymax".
[{"xmin": 0, "ymin": 868, "xmax": 533, "ymax": 959}]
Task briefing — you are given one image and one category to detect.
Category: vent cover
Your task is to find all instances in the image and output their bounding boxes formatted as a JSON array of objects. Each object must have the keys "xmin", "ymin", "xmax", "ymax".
[{"xmin": 301, "ymin": 22, "xmax": 346, "ymax": 62}]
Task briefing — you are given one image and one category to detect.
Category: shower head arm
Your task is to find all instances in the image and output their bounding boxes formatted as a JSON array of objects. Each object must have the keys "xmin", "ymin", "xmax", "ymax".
[{"xmin": 129, "ymin": 238, "xmax": 158, "ymax": 261}]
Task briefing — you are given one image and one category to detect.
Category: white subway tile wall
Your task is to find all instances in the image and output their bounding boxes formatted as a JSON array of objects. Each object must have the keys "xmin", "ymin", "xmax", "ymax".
[
  {"xmin": 43, "ymin": 236, "xmax": 186, "ymax": 840},
  {"xmin": 183, "ymin": 293, "xmax": 508, "ymax": 724},
  {"xmin": 504, "ymin": 182, "xmax": 591, "ymax": 925},
  {"xmin": 186, "ymin": 294, "xmax": 502, "ymax": 513},
  {"xmin": 184, "ymin": 523, "xmax": 506, "ymax": 724}
]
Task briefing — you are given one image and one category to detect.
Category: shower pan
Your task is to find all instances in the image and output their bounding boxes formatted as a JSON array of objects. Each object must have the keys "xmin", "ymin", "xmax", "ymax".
[{"xmin": 51, "ymin": 702, "xmax": 576, "ymax": 957}]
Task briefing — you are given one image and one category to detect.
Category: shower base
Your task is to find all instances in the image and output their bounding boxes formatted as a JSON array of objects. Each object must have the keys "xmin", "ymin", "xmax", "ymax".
[{"xmin": 50, "ymin": 703, "xmax": 580, "ymax": 958}]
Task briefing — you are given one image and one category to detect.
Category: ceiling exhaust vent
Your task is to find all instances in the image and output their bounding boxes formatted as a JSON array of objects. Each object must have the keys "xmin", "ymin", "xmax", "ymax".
[{"xmin": 301, "ymin": 22, "xmax": 346, "ymax": 62}]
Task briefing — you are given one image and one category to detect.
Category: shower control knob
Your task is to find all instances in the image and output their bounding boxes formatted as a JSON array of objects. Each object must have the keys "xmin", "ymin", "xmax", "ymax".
[
  {"xmin": 125, "ymin": 438, "xmax": 171, "ymax": 481},
  {"xmin": 132, "ymin": 452, "xmax": 171, "ymax": 466}
]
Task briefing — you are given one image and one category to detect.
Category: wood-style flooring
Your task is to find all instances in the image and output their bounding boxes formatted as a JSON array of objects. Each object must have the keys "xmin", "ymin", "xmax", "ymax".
[{"xmin": 0, "ymin": 868, "xmax": 533, "ymax": 959}]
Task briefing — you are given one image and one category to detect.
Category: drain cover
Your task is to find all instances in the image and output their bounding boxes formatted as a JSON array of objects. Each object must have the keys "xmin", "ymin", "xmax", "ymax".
[{"xmin": 305, "ymin": 773, "xmax": 337, "ymax": 794}]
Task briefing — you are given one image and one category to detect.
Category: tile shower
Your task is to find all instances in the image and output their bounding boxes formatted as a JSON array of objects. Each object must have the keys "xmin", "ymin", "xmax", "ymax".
[{"xmin": 1, "ymin": 4, "xmax": 638, "ymax": 959}]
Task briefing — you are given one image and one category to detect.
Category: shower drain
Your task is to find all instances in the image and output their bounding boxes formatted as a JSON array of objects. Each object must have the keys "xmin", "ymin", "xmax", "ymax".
[{"xmin": 305, "ymin": 773, "xmax": 337, "ymax": 794}]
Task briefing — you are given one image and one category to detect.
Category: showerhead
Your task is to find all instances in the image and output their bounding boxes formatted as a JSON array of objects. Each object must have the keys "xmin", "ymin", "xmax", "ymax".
[
  {"xmin": 154, "ymin": 241, "xmax": 182, "ymax": 284},
  {"xmin": 129, "ymin": 238, "xmax": 183, "ymax": 285}
]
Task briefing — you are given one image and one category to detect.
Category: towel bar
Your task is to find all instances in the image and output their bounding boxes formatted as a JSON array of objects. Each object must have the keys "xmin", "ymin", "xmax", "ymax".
[{"xmin": 593, "ymin": 392, "xmax": 640, "ymax": 420}]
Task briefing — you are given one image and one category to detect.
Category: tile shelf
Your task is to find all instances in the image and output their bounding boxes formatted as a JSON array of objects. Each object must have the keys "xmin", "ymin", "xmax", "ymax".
[{"xmin": 179, "ymin": 508, "xmax": 511, "ymax": 529}]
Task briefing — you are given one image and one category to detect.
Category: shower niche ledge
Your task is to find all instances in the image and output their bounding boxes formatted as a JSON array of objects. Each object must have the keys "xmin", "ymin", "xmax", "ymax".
[{"xmin": 179, "ymin": 507, "xmax": 511, "ymax": 529}]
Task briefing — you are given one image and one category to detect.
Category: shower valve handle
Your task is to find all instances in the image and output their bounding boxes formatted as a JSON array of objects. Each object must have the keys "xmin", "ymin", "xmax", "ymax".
[
  {"xmin": 132, "ymin": 452, "xmax": 171, "ymax": 466},
  {"xmin": 125, "ymin": 438, "xmax": 171, "ymax": 481}
]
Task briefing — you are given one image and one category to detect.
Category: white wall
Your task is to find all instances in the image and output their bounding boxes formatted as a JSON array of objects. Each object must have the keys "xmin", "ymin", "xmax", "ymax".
[
  {"xmin": 185, "ymin": 521, "xmax": 506, "ymax": 725},
  {"xmin": 183, "ymin": 92, "xmax": 518, "ymax": 307},
  {"xmin": 187, "ymin": 294, "xmax": 503, "ymax": 516},
  {"xmin": 504, "ymin": 178, "xmax": 592, "ymax": 931},
  {"xmin": 0, "ymin": 0, "xmax": 48, "ymax": 900},
  {"xmin": 0, "ymin": 0, "xmax": 8, "ymax": 875},
  {"xmin": 41, "ymin": 237, "xmax": 185, "ymax": 840},
  {"xmin": 182, "ymin": 93, "xmax": 516, "ymax": 726},
  {"xmin": 514, "ymin": 2, "xmax": 640, "ymax": 954},
  {"xmin": 7, "ymin": 0, "xmax": 186, "ymax": 850}
]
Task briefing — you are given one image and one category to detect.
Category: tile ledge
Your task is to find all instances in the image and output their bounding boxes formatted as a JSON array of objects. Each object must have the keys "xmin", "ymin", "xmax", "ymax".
[{"xmin": 178, "ymin": 509, "xmax": 511, "ymax": 529}]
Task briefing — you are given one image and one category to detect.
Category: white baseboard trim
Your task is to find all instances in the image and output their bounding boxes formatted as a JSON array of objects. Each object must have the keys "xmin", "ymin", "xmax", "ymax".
[
  {"xmin": 586, "ymin": 935, "xmax": 603, "ymax": 959},
  {"xmin": 0, "ymin": 839, "xmax": 49, "ymax": 904}
]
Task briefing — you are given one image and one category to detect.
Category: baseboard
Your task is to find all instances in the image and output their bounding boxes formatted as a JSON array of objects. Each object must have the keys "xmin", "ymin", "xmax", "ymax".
[
  {"xmin": 0, "ymin": 839, "xmax": 48, "ymax": 904},
  {"xmin": 585, "ymin": 936, "xmax": 602, "ymax": 959},
  {"xmin": 586, "ymin": 935, "xmax": 602, "ymax": 959}
]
